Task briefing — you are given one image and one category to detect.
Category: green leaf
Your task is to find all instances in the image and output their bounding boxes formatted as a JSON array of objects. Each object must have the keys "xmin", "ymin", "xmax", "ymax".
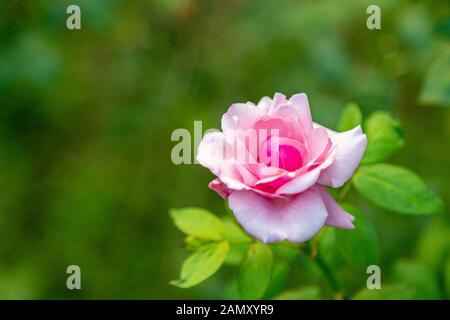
[
  {"xmin": 353, "ymin": 284, "xmax": 415, "ymax": 300},
  {"xmin": 222, "ymin": 217, "xmax": 252, "ymax": 243},
  {"xmin": 271, "ymin": 244, "xmax": 323, "ymax": 278},
  {"xmin": 335, "ymin": 204, "xmax": 380, "ymax": 268},
  {"xmin": 271, "ymin": 243, "xmax": 302, "ymax": 262},
  {"xmin": 184, "ymin": 236, "xmax": 203, "ymax": 249},
  {"xmin": 276, "ymin": 246, "xmax": 323, "ymax": 279},
  {"xmin": 274, "ymin": 286, "xmax": 322, "ymax": 300},
  {"xmin": 224, "ymin": 243, "xmax": 249, "ymax": 266},
  {"xmin": 393, "ymin": 260, "xmax": 442, "ymax": 299},
  {"xmin": 354, "ymin": 164, "xmax": 444, "ymax": 215},
  {"xmin": 319, "ymin": 228, "xmax": 345, "ymax": 270},
  {"xmin": 420, "ymin": 56, "xmax": 450, "ymax": 107},
  {"xmin": 238, "ymin": 242, "xmax": 274, "ymax": 299},
  {"xmin": 363, "ymin": 111, "xmax": 404, "ymax": 164},
  {"xmin": 416, "ymin": 218, "xmax": 450, "ymax": 271},
  {"xmin": 171, "ymin": 241, "xmax": 229, "ymax": 288},
  {"xmin": 169, "ymin": 207, "xmax": 223, "ymax": 240},
  {"xmin": 338, "ymin": 102, "xmax": 362, "ymax": 132},
  {"xmin": 444, "ymin": 258, "xmax": 450, "ymax": 299},
  {"xmin": 263, "ymin": 260, "xmax": 290, "ymax": 299}
]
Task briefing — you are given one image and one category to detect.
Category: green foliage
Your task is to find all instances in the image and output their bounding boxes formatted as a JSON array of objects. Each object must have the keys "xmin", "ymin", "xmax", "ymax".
[
  {"xmin": 171, "ymin": 209, "xmax": 254, "ymax": 288},
  {"xmin": 445, "ymin": 258, "xmax": 450, "ymax": 299},
  {"xmin": 224, "ymin": 243, "xmax": 249, "ymax": 266},
  {"xmin": 238, "ymin": 242, "xmax": 274, "ymax": 299},
  {"xmin": 393, "ymin": 261, "xmax": 442, "ymax": 299},
  {"xmin": 354, "ymin": 164, "xmax": 444, "ymax": 215},
  {"xmin": 318, "ymin": 228, "xmax": 345, "ymax": 270},
  {"xmin": 263, "ymin": 260, "xmax": 290, "ymax": 299},
  {"xmin": 334, "ymin": 204, "xmax": 380, "ymax": 268},
  {"xmin": 170, "ymin": 208, "xmax": 224, "ymax": 241},
  {"xmin": 171, "ymin": 241, "xmax": 229, "ymax": 288},
  {"xmin": 222, "ymin": 217, "xmax": 252, "ymax": 243},
  {"xmin": 184, "ymin": 236, "xmax": 203, "ymax": 250},
  {"xmin": 275, "ymin": 286, "xmax": 322, "ymax": 300},
  {"xmin": 338, "ymin": 103, "xmax": 362, "ymax": 132},
  {"xmin": 420, "ymin": 56, "xmax": 450, "ymax": 107},
  {"xmin": 362, "ymin": 112, "xmax": 404, "ymax": 164},
  {"xmin": 416, "ymin": 219, "xmax": 450, "ymax": 271}
]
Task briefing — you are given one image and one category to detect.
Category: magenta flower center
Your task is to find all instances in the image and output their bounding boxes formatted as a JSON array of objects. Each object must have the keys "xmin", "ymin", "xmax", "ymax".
[
  {"xmin": 262, "ymin": 135, "xmax": 307, "ymax": 172},
  {"xmin": 277, "ymin": 143, "xmax": 304, "ymax": 171}
]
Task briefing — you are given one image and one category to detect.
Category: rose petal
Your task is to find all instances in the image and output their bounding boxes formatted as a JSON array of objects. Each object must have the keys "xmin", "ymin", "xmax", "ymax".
[
  {"xmin": 260, "ymin": 136, "xmax": 308, "ymax": 171},
  {"xmin": 221, "ymin": 102, "xmax": 266, "ymax": 131},
  {"xmin": 253, "ymin": 172, "xmax": 291, "ymax": 194},
  {"xmin": 289, "ymin": 93, "xmax": 313, "ymax": 134},
  {"xmin": 271, "ymin": 93, "xmax": 313, "ymax": 140},
  {"xmin": 315, "ymin": 186, "xmax": 355, "ymax": 229},
  {"xmin": 319, "ymin": 125, "xmax": 367, "ymax": 188},
  {"xmin": 235, "ymin": 163, "xmax": 258, "ymax": 186},
  {"xmin": 306, "ymin": 127, "xmax": 331, "ymax": 161},
  {"xmin": 197, "ymin": 132, "xmax": 256, "ymax": 189},
  {"xmin": 228, "ymin": 189, "xmax": 328, "ymax": 243},
  {"xmin": 253, "ymin": 116, "xmax": 297, "ymax": 140},
  {"xmin": 257, "ymin": 96, "xmax": 272, "ymax": 112},
  {"xmin": 275, "ymin": 168, "xmax": 321, "ymax": 195},
  {"xmin": 248, "ymin": 163, "xmax": 285, "ymax": 180},
  {"xmin": 196, "ymin": 131, "xmax": 228, "ymax": 176},
  {"xmin": 268, "ymin": 92, "xmax": 288, "ymax": 114},
  {"xmin": 219, "ymin": 172, "xmax": 289, "ymax": 200},
  {"xmin": 209, "ymin": 178, "xmax": 230, "ymax": 199},
  {"xmin": 274, "ymin": 144, "xmax": 334, "ymax": 196}
]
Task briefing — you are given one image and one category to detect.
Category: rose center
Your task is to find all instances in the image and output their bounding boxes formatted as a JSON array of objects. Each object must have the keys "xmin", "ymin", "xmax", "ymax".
[
  {"xmin": 277, "ymin": 144, "xmax": 304, "ymax": 171},
  {"xmin": 261, "ymin": 136, "xmax": 307, "ymax": 172}
]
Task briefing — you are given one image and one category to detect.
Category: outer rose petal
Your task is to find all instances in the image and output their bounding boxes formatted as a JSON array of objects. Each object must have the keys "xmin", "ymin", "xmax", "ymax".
[
  {"xmin": 289, "ymin": 93, "xmax": 313, "ymax": 134},
  {"xmin": 257, "ymin": 96, "xmax": 272, "ymax": 112},
  {"xmin": 306, "ymin": 127, "xmax": 331, "ymax": 161},
  {"xmin": 315, "ymin": 186, "xmax": 355, "ymax": 229},
  {"xmin": 209, "ymin": 179, "xmax": 230, "ymax": 199},
  {"xmin": 268, "ymin": 92, "xmax": 288, "ymax": 114},
  {"xmin": 221, "ymin": 102, "xmax": 266, "ymax": 131},
  {"xmin": 275, "ymin": 168, "xmax": 321, "ymax": 195},
  {"xmin": 197, "ymin": 131, "xmax": 258, "ymax": 185},
  {"xmin": 228, "ymin": 189, "xmax": 328, "ymax": 243},
  {"xmin": 319, "ymin": 125, "xmax": 367, "ymax": 188},
  {"xmin": 196, "ymin": 131, "xmax": 227, "ymax": 176}
]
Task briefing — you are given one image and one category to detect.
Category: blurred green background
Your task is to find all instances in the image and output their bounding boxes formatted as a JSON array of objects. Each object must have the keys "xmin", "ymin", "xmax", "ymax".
[{"xmin": 0, "ymin": 0, "xmax": 449, "ymax": 299}]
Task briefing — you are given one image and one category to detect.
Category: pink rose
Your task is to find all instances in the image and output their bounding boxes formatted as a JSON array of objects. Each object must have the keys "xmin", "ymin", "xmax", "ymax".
[{"xmin": 197, "ymin": 93, "xmax": 367, "ymax": 243}]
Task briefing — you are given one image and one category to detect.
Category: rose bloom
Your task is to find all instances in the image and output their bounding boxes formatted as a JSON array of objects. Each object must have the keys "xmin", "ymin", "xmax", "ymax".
[{"xmin": 197, "ymin": 93, "xmax": 367, "ymax": 243}]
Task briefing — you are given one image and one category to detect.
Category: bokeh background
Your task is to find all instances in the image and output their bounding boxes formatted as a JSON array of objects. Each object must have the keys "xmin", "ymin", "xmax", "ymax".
[{"xmin": 0, "ymin": 0, "xmax": 449, "ymax": 299}]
